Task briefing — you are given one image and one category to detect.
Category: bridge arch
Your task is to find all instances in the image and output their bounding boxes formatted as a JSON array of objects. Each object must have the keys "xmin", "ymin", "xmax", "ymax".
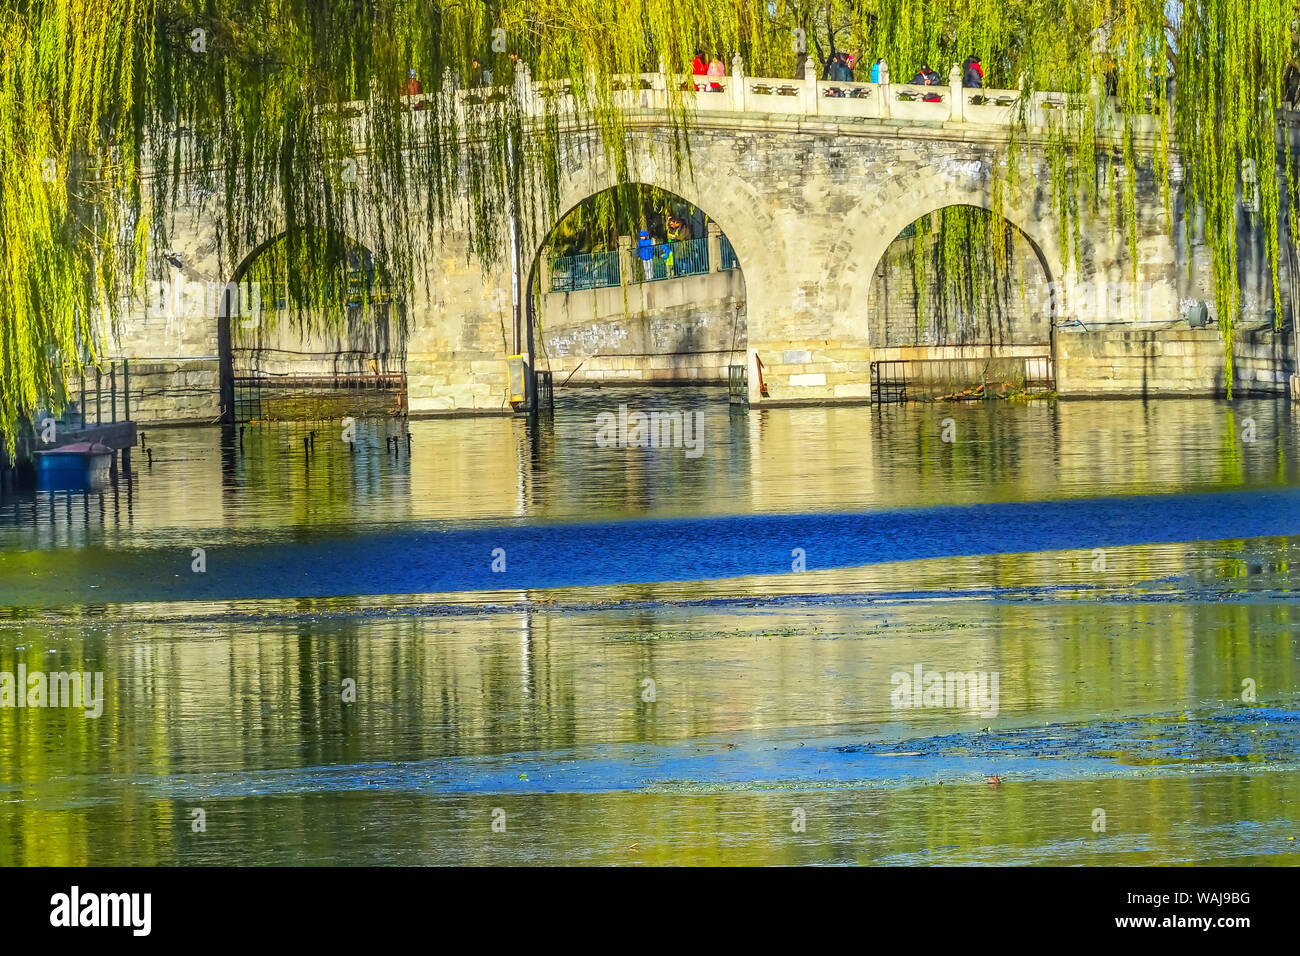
[
  {"xmin": 828, "ymin": 161, "xmax": 1066, "ymax": 330},
  {"xmin": 525, "ymin": 134, "xmax": 785, "ymax": 321},
  {"xmin": 216, "ymin": 230, "xmax": 406, "ymax": 423},
  {"xmin": 520, "ymin": 140, "xmax": 776, "ymax": 391},
  {"xmin": 826, "ymin": 164, "xmax": 1064, "ymax": 399}
]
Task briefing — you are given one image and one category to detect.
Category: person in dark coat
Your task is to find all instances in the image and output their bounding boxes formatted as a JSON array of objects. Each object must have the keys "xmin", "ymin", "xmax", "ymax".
[{"xmin": 909, "ymin": 64, "xmax": 940, "ymax": 85}]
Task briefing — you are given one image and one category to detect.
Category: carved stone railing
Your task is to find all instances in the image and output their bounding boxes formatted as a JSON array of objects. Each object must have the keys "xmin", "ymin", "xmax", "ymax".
[{"xmin": 382, "ymin": 57, "xmax": 1168, "ymax": 136}]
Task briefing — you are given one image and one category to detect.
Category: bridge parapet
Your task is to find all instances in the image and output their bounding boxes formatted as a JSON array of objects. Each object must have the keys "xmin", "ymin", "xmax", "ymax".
[{"xmin": 376, "ymin": 61, "xmax": 1167, "ymax": 137}]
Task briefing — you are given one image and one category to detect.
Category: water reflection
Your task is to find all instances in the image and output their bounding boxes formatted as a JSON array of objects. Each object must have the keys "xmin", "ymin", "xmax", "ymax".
[
  {"xmin": 0, "ymin": 391, "xmax": 1297, "ymax": 865},
  {"xmin": 1, "ymin": 595, "xmax": 1297, "ymax": 865},
  {"xmin": 1, "ymin": 392, "xmax": 1295, "ymax": 542}
]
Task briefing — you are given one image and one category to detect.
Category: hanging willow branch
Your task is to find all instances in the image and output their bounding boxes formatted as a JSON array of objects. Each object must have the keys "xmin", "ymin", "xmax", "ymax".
[{"xmin": 0, "ymin": 0, "xmax": 1296, "ymax": 451}]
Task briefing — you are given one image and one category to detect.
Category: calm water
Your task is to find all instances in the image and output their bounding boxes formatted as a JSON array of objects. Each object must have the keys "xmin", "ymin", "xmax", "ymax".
[{"xmin": 1, "ymin": 390, "xmax": 1298, "ymax": 865}]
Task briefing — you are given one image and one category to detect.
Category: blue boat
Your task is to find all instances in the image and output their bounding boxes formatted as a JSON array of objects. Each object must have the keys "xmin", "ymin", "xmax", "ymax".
[{"xmin": 34, "ymin": 441, "xmax": 114, "ymax": 490}]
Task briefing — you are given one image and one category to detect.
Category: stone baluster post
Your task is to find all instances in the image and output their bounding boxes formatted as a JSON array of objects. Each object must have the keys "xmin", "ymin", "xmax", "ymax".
[
  {"xmin": 444, "ymin": 66, "xmax": 465, "ymax": 125},
  {"xmin": 731, "ymin": 54, "xmax": 746, "ymax": 111},
  {"xmin": 802, "ymin": 54, "xmax": 818, "ymax": 115},
  {"xmin": 539, "ymin": 246, "xmax": 552, "ymax": 292},
  {"xmin": 878, "ymin": 60, "xmax": 891, "ymax": 118},
  {"xmin": 617, "ymin": 235, "xmax": 634, "ymax": 287},
  {"xmin": 707, "ymin": 220, "xmax": 722, "ymax": 272},
  {"xmin": 515, "ymin": 59, "xmax": 535, "ymax": 116},
  {"xmin": 949, "ymin": 62, "xmax": 964, "ymax": 121}
]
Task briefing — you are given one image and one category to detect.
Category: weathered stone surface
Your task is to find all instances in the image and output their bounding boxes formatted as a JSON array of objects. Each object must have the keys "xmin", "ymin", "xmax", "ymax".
[{"xmin": 108, "ymin": 103, "xmax": 1296, "ymax": 421}]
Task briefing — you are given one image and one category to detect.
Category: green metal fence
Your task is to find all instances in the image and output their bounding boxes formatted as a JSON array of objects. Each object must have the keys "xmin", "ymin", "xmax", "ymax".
[
  {"xmin": 550, "ymin": 250, "xmax": 621, "ymax": 292},
  {"xmin": 634, "ymin": 237, "xmax": 710, "ymax": 282},
  {"xmin": 719, "ymin": 235, "xmax": 739, "ymax": 271},
  {"xmin": 65, "ymin": 359, "xmax": 131, "ymax": 427},
  {"xmin": 550, "ymin": 235, "xmax": 730, "ymax": 290}
]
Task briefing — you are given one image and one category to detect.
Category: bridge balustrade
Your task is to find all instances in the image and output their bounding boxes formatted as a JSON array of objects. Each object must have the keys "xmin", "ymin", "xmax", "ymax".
[
  {"xmin": 381, "ymin": 60, "xmax": 1168, "ymax": 136},
  {"xmin": 154, "ymin": 63, "xmax": 1172, "ymax": 169}
]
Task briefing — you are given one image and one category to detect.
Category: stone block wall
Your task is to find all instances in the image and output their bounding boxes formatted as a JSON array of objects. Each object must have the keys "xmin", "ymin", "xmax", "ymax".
[
  {"xmin": 118, "ymin": 359, "xmax": 222, "ymax": 425},
  {"xmin": 540, "ymin": 267, "xmax": 746, "ymax": 385},
  {"xmin": 406, "ymin": 350, "xmax": 514, "ymax": 413},
  {"xmin": 1056, "ymin": 324, "xmax": 1294, "ymax": 396}
]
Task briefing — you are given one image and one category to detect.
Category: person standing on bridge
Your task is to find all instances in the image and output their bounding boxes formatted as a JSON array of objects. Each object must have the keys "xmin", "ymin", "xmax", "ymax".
[
  {"xmin": 692, "ymin": 50, "xmax": 708, "ymax": 91},
  {"xmin": 909, "ymin": 64, "xmax": 941, "ymax": 85},
  {"xmin": 637, "ymin": 230, "xmax": 655, "ymax": 281},
  {"xmin": 707, "ymin": 54, "xmax": 726, "ymax": 92},
  {"xmin": 660, "ymin": 242, "xmax": 676, "ymax": 277},
  {"xmin": 962, "ymin": 56, "xmax": 983, "ymax": 88},
  {"xmin": 829, "ymin": 51, "xmax": 854, "ymax": 83},
  {"xmin": 871, "ymin": 58, "xmax": 884, "ymax": 83}
]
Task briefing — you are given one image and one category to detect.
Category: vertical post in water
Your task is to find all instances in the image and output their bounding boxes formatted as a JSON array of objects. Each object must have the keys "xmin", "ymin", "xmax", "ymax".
[
  {"xmin": 110, "ymin": 364, "xmax": 117, "ymax": 423},
  {"xmin": 96, "ymin": 368, "xmax": 102, "ymax": 425},
  {"xmin": 218, "ymin": 284, "xmax": 236, "ymax": 425},
  {"xmin": 123, "ymin": 359, "xmax": 130, "ymax": 422}
]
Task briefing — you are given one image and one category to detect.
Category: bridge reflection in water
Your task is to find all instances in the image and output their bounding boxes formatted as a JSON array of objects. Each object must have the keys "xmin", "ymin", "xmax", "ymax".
[{"xmin": 0, "ymin": 393, "xmax": 1296, "ymax": 864}]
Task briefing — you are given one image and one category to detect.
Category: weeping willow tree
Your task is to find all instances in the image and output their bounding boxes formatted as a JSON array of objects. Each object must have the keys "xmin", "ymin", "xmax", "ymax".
[
  {"xmin": 548, "ymin": 184, "xmax": 703, "ymax": 256},
  {"xmin": 884, "ymin": 206, "xmax": 1035, "ymax": 346},
  {"xmin": 238, "ymin": 234, "xmax": 400, "ymax": 350},
  {"xmin": 1, "ymin": 0, "xmax": 1297, "ymax": 451}
]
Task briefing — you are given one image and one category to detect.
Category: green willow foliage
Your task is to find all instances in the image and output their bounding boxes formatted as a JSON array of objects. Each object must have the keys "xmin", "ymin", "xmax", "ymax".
[
  {"xmin": 897, "ymin": 206, "xmax": 1020, "ymax": 344},
  {"xmin": 0, "ymin": 0, "xmax": 1295, "ymax": 449},
  {"xmin": 549, "ymin": 185, "xmax": 698, "ymax": 256}
]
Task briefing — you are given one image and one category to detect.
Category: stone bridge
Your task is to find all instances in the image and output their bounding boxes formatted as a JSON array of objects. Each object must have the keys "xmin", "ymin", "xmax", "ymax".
[{"xmin": 112, "ymin": 60, "xmax": 1298, "ymax": 423}]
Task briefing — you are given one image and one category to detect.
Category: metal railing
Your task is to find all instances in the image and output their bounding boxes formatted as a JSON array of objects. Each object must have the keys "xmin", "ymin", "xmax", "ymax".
[
  {"xmin": 548, "ymin": 234, "xmax": 737, "ymax": 291},
  {"xmin": 61, "ymin": 359, "xmax": 131, "ymax": 427},
  {"xmin": 632, "ymin": 237, "xmax": 710, "ymax": 282},
  {"xmin": 727, "ymin": 363, "xmax": 747, "ymax": 404},
  {"xmin": 550, "ymin": 249, "xmax": 621, "ymax": 292},
  {"xmin": 535, "ymin": 369, "xmax": 554, "ymax": 411},
  {"xmin": 719, "ymin": 235, "xmax": 739, "ymax": 271},
  {"xmin": 260, "ymin": 271, "xmax": 396, "ymax": 311},
  {"xmin": 871, "ymin": 354, "xmax": 1055, "ymax": 403},
  {"xmin": 230, "ymin": 349, "xmax": 406, "ymax": 424}
]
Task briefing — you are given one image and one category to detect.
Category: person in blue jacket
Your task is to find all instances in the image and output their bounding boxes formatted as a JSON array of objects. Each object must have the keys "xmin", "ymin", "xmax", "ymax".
[{"xmin": 637, "ymin": 230, "xmax": 654, "ymax": 281}]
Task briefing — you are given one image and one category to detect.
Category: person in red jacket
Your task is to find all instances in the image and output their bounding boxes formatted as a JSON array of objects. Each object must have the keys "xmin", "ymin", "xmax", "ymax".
[{"xmin": 692, "ymin": 49, "xmax": 708, "ymax": 91}]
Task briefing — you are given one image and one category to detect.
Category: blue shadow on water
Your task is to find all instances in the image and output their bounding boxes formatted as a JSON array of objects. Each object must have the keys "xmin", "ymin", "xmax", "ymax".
[{"xmin": 11, "ymin": 487, "xmax": 1300, "ymax": 604}]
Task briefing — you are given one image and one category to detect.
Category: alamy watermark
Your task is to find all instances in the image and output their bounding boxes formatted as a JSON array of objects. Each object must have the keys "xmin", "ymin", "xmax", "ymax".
[
  {"xmin": 890, "ymin": 663, "xmax": 999, "ymax": 718},
  {"xmin": 0, "ymin": 666, "xmax": 105, "ymax": 718},
  {"xmin": 50, "ymin": 887, "xmax": 150, "ymax": 936},
  {"xmin": 595, "ymin": 404, "xmax": 705, "ymax": 458},
  {"xmin": 145, "ymin": 278, "xmax": 263, "ymax": 326}
]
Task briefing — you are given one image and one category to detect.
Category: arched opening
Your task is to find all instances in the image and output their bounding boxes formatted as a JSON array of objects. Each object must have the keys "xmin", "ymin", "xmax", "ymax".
[
  {"xmin": 524, "ymin": 184, "xmax": 747, "ymax": 401},
  {"xmin": 217, "ymin": 234, "xmax": 407, "ymax": 424},
  {"xmin": 867, "ymin": 204, "xmax": 1056, "ymax": 401}
]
